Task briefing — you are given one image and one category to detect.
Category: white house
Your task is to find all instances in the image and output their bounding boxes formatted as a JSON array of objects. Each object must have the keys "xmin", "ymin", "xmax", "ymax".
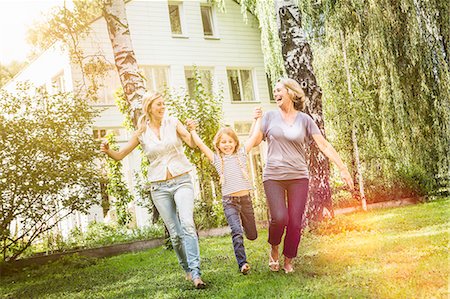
[{"xmin": 4, "ymin": 0, "xmax": 277, "ymax": 235}]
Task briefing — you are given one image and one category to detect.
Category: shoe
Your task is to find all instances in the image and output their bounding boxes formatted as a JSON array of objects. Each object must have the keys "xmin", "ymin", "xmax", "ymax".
[
  {"xmin": 193, "ymin": 278, "xmax": 206, "ymax": 289},
  {"xmin": 269, "ymin": 255, "xmax": 280, "ymax": 272},
  {"xmin": 240, "ymin": 263, "xmax": 250, "ymax": 275},
  {"xmin": 283, "ymin": 265, "xmax": 294, "ymax": 273}
]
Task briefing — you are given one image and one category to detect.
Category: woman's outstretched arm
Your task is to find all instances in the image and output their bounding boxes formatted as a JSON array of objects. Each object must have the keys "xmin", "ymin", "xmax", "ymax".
[
  {"xmin": 312, "ymin": 134, "xmax": 354, "ymax": 190},
  {"xmin": 100, "ymin": 131, "xmax": 140, "ymax": 161}
]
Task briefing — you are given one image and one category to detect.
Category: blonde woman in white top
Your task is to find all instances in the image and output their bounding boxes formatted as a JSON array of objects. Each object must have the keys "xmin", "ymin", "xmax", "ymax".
[{"xmin": 100, "ymin": 93, "xmax": 206, "ymax": 289}]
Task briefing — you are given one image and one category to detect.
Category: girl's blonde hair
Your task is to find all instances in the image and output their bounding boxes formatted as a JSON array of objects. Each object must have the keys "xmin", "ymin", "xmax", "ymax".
[
  {"xmin": 213, "ymin": 127, "xmax": 249, "ymax": 185},
  {"xmin": 278, "ymin": 77, "xmax": 306, "ymax": 111},
  {"xmin": 136, "ymin": 92, "xmax": 163, "ymax": 136}
]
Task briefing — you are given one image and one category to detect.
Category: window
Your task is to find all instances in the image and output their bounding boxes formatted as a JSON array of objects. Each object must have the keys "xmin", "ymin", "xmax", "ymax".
[
  {"xmin": 93, "ymin": 128, "xmax": 121, "ymax": 140},
  {"xmin": 227, "ymin": 69, "xmax": 255, "ymax": 102},
  {"xmin": 200, "ymin": 6, "xmax": 215, "ymax": 37},
  {"xmin": 93, "ymin": 129, "xmax": 107, "ymax": 140},
  {"xmin": 185, "ymin": 68, "xmax": 213, "ymax": 98},
  {"xmin": 267, "ymin": 74, "xmax": 275, "ymax": 103},
  {"xmin": 168, "ymin": 3, "xmax": 183, "ymax": 35},
  {"xmin": 140, "ymin": 66, "xmax": 169, "ymax": 93},
  {"xmin": 234, "ymin": 121, "xmax": 253, "ymax": 135},
  {"xmin": 97, "ymin": 72, "xmax": 121, "ymax": 105},
  {"xmin": 51, "ymin": 71, "xmax": 65, "ymax": 93}
]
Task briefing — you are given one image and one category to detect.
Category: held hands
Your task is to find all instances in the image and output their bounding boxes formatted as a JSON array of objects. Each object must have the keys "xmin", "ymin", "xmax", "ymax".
[
  {"xmin": 340, "ymin": 167, "xmax": 354, "ymax": 190},
  {"xmin": 186, "ymin": 119, "xmax": 198, "ymax": 132},
  {"xmin": 100, "ymin": 141, "xmax": 110, "ymax": 153},
  {"xmin": 254, "ymin": 106, "xmax": 263, "ymax": 119}
]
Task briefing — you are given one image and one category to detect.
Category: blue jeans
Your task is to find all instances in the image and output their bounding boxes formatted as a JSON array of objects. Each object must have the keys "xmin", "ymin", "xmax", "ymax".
[
  {"xmin": 150, "ymin": 173, "xmax": 201, "ymax": 280},
  {"xmin": 263, "ymin": 179, "xmax": 309, "ymax": 258},
  {"xmin": 222, "ymin": 194, "xmax": 258, "ymax": 269}
]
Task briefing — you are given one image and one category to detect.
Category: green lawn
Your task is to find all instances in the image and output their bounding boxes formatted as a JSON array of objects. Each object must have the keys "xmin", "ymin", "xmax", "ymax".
[{"xmin": 1, "ymin": 198, "xmax": 448, "ymax": 299}]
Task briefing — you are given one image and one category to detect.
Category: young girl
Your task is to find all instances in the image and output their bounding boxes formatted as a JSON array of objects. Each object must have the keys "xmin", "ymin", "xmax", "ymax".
[{"xmin": 186, "ymin": 108, "xmax": 262, "ymax": 274}]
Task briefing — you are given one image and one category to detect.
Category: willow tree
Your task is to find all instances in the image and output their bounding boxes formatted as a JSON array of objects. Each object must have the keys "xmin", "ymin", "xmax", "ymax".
[{"xmin": 302, "ymin": 0, "xmax": 450, "ymax": 198}]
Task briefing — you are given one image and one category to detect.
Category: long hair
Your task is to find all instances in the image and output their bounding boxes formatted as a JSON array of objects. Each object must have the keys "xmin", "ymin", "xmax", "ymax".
[
  {"xmin": 136, "ymin": 92, "xmax": 163, "ymax": 136},
  {"xmin": 278, "ymin": 77, "xmax": 306, "ymax": 111},
  {"xmin": 213, "ymin": 127, "xmax": 249, "ymax": 185}
]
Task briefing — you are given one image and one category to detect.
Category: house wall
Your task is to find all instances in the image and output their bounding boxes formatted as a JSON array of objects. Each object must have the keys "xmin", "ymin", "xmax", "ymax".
[{"xmin": 4, "ymin": 0, "xmax": 277, "ymax": 232}]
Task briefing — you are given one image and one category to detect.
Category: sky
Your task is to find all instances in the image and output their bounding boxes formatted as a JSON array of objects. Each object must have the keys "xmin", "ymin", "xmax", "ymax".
[{"xmin": 0, "ymin": 0, "xmax": 67, "ymax": 64}]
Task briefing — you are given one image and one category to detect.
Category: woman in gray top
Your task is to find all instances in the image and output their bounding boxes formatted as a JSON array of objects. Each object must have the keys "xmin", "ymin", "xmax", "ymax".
[{"xmin": 253, "ymin": 78, "xmax": 354, "ymax": 273}]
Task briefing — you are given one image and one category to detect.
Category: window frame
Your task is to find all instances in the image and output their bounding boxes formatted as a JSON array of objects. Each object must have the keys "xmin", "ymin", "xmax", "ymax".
[
  {"xmin": 200, "ymin": 5, "xmax": 219, "ymax": 39},
  {"xmin": 140, "ymin": 65, "xmax": 170, "ymax": 93},
  {"xmin": 51, "ymin": 71, "xmax": 65, "ymax": 93},
  {"xmin": 184, "ymin": 67, "xmax": 214, "ymax": 98},
  {"xmin": 227, "ymin": 68, "xmax": 256, "ymax": 103},
  {"xmin": 168, "ymin": 2, "xmax": 187, "ymax": 38}
]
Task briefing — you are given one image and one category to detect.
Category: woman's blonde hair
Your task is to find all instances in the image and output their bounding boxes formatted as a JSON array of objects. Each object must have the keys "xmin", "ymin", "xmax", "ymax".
[
  {"xmin": 277, "ymin": 77, "xmax": 306, "ymax": 111},
  {"xmin": 137, "ymin": 92, "xmax": 163, "ymax": 136},
  {"xmin": 213, "ymin": 127, "xmax": 249, "ymax": 185}
]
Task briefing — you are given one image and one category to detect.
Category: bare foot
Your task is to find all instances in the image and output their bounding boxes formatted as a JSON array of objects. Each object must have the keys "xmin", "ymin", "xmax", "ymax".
[
  {"xmin": 240, "ymin": 263, "xmax": 251, "ymax": 275},
  {"xmin": 193, "ymin": 277, "xmax": 206, "ymax": 289}
]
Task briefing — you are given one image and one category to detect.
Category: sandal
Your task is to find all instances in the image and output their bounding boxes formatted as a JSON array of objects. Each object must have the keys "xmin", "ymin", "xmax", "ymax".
[
  {"xmin": 193, "ymin": 278, "xmax": 206, "ymax": 289},
  {"xmin": 283, "ymin": 257, "xmax": 294, "ymax": 273},
  {"xmin": 269, "ymin": 255, "xmax": 280, "ymax": 272}
]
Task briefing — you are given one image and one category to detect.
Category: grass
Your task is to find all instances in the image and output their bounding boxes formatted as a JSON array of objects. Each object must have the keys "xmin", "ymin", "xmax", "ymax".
[{"xmin": 1, "ymin": 197, "xmax": 448, "ymax": 298}]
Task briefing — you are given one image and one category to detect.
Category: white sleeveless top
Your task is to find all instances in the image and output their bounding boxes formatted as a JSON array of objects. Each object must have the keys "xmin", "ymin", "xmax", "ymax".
[{"xmin": 138, "ymin": 116, "xmax": 192, "ymax": 182}]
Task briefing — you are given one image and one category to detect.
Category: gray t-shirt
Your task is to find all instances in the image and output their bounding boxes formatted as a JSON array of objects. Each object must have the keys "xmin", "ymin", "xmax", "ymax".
[{"xmin": 261, "ymin": 110, "xmax": 321, "ymax": 181}]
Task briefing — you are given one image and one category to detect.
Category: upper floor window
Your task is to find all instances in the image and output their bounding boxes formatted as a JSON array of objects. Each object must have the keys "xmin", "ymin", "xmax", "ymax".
[
  {"xmin": 140, "ymin": 66, "xmax": 170, "ymax": 93},
  {"xmin": 200, "ymin": 6, "xmax": 215, "ymax": 37},
  {"xmin": 168, "ymin": 3, "xmax": 183, "ymax": 36},
  {"xmin": 227, "ymin": 69, "xmax": 255, "ymax": 102},
  {"xmin": 185, "ymin": 68, "xmax": 213, "ymax": 98},
  {"xmin": 52, "ymin": 71, "xmax": 65, "ymax": 93}
]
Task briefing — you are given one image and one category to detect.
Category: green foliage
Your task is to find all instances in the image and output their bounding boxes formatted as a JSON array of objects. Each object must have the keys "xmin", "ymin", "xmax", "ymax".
[
  {"xmin": 103, "ymin": 133, "xmax": 133, "ymax": 226},
  {"xmin": 26, "ymin": 0, "xmax": 101, "ymax": 52},
  {"xmin": 165, "ymin": 67, "xmax": 226, "ymax": 229},
  {"xmin": 0, "ymin": 84, "xmax": 100, "ymax": 261},
  {"xmin": 26, "ymin": 0, "xmax": 110, "ymax": 103},
  {"xmin": 304, "ymin": 0, "xmax": 450, "ymax": 199}
]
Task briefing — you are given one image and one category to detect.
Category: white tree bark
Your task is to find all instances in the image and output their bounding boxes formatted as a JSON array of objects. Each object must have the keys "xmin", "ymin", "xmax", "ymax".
[
  {"xmin": 102, "ymin": 0, "xmax": 146, "ymax": 127},
  {"xmin": 275, "ymin": 0, "xmax": 332, "ymax": 222}
]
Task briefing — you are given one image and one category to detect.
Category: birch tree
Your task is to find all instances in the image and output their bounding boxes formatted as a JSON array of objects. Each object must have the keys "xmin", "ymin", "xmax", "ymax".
[
  {"xmin": 275, "ymin": 0, "xmax": 333, "ymax": 221},
  {"xmin": 101, "ymin": 0, "xmax": 145, "ymax": 127}
]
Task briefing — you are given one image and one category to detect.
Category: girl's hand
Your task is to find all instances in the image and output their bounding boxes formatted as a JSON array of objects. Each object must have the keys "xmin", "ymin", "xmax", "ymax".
[
  {"xmin": 340, "ymin": 168, "xmax": 354, "ymax": 190},
  {"xmin": 253, "ymin": 106, "xmax": 263, "ymax": 119},
  {"xmin": 186, "ymin": 119, "xmax": 198, "ymax": 132},
  {"xmin": 100, "ymin": 141, "xmax": 109, "ymax": 153}
]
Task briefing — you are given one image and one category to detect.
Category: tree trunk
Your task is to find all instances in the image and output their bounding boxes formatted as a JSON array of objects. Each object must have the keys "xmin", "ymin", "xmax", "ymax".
[
  {"xmin": 340, "ymin": 30, "xmax": 367, "ymax": 211},
  {"xmin": 275, "ymin": 0, "xmax": 332, "ymax": 222},
  {"xmin": 102, "ymin": 0, "xmax": 146, "ymax": 128}
]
